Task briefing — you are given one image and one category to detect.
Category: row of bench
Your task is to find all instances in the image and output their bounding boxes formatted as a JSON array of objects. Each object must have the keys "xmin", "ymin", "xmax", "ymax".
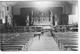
[
  {"xmin": 0, "ymin": 32, "xmax": 40, "ymax": 51},
  {"xmin": 0, "ymin": 32, "xmax": 78, "ymax": 51},
  {"xmin": 54, "ymin": 32, "xmax": 78, "ymax": 51}
]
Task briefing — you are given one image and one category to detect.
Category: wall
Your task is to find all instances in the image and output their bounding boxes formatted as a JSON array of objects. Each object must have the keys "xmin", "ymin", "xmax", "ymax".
[
  {"xmin": 12, "ymin": 1, "xmax": 61, "ymax": 15},
  {"xmin": 68, "ymin": 3, "xmax": 78, "ymax": 24},
  {"xmin": 12, "ymin": 1, "xmax": 77, "ymax": 15},
  {"xmin": 12, "ymin": 1, "xmax": 78, "ymax": 25},
  {"xmin": 13, "ymin": 6, "xmax": 21, "ymax": 15}
]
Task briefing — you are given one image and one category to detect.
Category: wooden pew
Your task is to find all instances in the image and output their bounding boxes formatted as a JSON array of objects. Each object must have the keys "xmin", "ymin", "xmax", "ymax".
[
  {"xmin": 1, "ymin": 32, "xmax": 35, "ymax": 51},
  {"xmin": 54, "ymin": 32, "xmax": 78, "ymax": 51}
]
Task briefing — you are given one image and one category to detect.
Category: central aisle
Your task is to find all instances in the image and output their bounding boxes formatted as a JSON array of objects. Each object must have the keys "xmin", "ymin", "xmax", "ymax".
[{"xmin": 22, "ymin": 32, "xmax": 59, "ymax": 51}]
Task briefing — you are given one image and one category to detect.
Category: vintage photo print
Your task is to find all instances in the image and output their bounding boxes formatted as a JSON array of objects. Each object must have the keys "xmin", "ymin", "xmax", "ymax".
[{"xmin": 0, "ymin": 0, "xmax": 78, "ymax": 51}]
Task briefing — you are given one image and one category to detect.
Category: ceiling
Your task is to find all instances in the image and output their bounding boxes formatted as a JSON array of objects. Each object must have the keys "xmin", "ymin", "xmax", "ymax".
[{"xmin": 6, "ymin": 0, "xmax": 77, "ymax": 6}]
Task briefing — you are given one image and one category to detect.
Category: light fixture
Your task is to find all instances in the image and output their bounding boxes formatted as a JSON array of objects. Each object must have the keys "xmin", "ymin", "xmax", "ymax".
[{"xmin": 34, "ymin": 1, "xmax": 52, "ymax": 10}]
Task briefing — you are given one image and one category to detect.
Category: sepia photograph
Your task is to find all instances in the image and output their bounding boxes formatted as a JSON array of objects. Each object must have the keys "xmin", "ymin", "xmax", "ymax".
[{"xmin": 0, "ymin": 0, "xmax": 78, "ymax": 51}]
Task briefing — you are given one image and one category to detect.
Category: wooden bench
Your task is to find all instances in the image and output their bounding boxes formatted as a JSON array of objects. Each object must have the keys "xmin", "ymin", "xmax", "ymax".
[
  {"xmin": 54, "ymin": 32, "xmax": 78, "ymax": 51},
  {"xmin": 1, "ymin": 44, "xmax": 23, "ymax": 51}
]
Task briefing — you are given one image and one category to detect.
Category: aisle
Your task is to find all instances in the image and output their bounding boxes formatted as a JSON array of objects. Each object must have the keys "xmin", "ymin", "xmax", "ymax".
[{"xmin": 22, "ymin": 32, "xmax": 59, "ymax": 51}]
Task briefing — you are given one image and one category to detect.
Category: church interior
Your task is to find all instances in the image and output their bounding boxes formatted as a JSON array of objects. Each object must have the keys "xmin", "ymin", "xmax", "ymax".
[{"xmin": 0, "ymin": 0, "xmax": 78, "ymax": 51}]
